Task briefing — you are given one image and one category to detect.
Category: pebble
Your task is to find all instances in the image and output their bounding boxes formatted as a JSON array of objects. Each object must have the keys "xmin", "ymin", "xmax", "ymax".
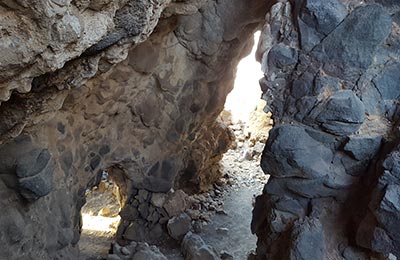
[
  {"xmin": 221, "ymin": 251, "xmax": 234, "ymax": 260},
  {"xmin": 193, "ymin": 221, "xmax": 203, "ymax": 234},
  {"xmin": 216, "ymin": 227, "xmax": 229, "ymax": 235},
  {"xmin": 107, "ymin": 254, "xmax": 122, "ymax": 260},
  {"xmin": 121, "ymin": 247, "xmax": 131, "ymax": 256},
  {"xmin": 216, "ymin": 209, "xmax": 227, "ymax": 215},
  {"xmin": 99, "ymin": 207, "xmax": 111, "ymax": 217}
]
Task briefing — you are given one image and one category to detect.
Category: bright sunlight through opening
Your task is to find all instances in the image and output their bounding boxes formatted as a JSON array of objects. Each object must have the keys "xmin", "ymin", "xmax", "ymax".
[{"xmin": 224, "ymin": 31, "xmax": 264, "ymax": 123}]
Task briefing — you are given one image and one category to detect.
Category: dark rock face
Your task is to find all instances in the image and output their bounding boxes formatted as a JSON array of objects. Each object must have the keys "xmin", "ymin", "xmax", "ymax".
[
  {"xmin": 289, "ymin": 218, "xmax": 325, "ymax": 260},
  {"xmin": 253, "ymin": 0, "xmax": 400, "ymax": 259}
]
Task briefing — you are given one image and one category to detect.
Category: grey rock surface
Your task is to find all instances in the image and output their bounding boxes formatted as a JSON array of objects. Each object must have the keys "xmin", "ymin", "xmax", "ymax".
[
  {"xmin": 167, "ymin": 213, "xmax": 192, "ymax": 241},
  {"xmin": 289, "ymin": 218, "xmax": 325, "ymax": 260},
  {"xmin": 253, "ymin": 0, "xmax": 400, "ymax": 259},
  {"xmin": 182, "ymin": 232, "xmax": 219, "ymax": 260}
]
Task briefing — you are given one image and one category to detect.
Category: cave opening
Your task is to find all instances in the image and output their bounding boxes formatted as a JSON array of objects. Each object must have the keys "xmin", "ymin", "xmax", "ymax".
[
  {"xmin": 191, "ymin": 31, "xmax": 272, "ymax": 259},
  {"xmin": 79, "ymin": 170, "xmax": 123, "ymax": 260},
  {"xmin": 222, "ymin": 30, "xmax": 273, "ymax": 152}
]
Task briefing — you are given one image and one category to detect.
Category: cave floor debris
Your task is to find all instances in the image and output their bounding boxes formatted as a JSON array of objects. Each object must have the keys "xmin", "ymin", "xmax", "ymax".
[
  {"xmin": 79, "ymin": 181, "xmax": 121, "ymax": 260},
  {"xmin": 160, "ymin": 142, "xmax": 268, "ymax": 260},
  {"xmin": 79, "ymin": 121, "xmax": 269, "ymax": 260},
  {"xmin": 200, "ymin": 144, "xmax": 268, "ymax": 259}
]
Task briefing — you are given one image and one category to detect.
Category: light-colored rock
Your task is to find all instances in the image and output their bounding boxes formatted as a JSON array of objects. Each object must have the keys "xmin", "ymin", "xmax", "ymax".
[
  {"xmin": 151, "ymin": 193, "xmax": 167, "ymax": 208},
  {"xmin": 163, "ymin": 190, "xmax": 189, "ymax": 217}
]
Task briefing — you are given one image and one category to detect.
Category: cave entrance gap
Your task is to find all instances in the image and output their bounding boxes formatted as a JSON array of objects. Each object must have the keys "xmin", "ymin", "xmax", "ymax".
[
  {"xmin": 199, "ymin": 31, "xmax": 272, "ymax": 259},
  {"xmin": 79, "ymin": 169, "xmax": 123, "ymax": 260}
]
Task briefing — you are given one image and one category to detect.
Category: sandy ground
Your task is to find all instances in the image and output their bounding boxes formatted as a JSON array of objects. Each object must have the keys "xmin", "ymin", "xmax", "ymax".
[
  {"xmin": 79, "ymin": 182, "xmax": 121, "ymax": 260},
  {"xmin": 199, "ymin": 141, "xmax": 268, "ymax": 259}
]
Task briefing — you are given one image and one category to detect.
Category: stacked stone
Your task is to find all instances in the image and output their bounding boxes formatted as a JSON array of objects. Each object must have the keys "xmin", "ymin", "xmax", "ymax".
[
  {"xmin": 252, "ymin": 0, "xmax": 400, "ymax": 259},
  {"xmin": 117, "ymin": 189, "xmax": 189, "ymax": 244},
  {"xmin": 108, "ymin": 241, "xmax": 168, "ymax": 260},
  {"xmin": 106, "ymin": 187, "xmax": 222, "ymax": 259}
]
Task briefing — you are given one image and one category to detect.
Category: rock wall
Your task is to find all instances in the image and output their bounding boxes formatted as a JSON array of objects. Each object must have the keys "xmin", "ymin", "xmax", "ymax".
[
  {"xmin": 2, "ymin": 0, "xmax": 400, "ymax": 259},
  {"xmin": 0, "ymin": 0, "xmax": 271, "ymax": 259},
  {"xmin": 252, "ymin": 0, "xmax": 400, "ymax": 259}
]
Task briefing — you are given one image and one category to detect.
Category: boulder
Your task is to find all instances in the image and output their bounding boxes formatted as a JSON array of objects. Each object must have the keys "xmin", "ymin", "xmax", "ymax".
[
  {"xmin": 163, "ymin": 190, "xmax": 188, "ymax": 217},
  {"xmin": 316, "ymin": 90, "xmax": 365, "ymax": 136},
  {"xmin": 167, "ymin": 213, "xmax": 192, "ymax": 240},
  {"xmin": 182, "ymin": 232, "xmax": 219, "ymax": 260},
  {"xmin": 132, "ymin": 244, "xmax": 168, "ymax": 260},
  {"xmin": 289, "ymin": 218, "xmax": 325, "ymax": 260},
  {"xmin": 261, "ymin": 124, "xmax": 333, "ymax": 179}
]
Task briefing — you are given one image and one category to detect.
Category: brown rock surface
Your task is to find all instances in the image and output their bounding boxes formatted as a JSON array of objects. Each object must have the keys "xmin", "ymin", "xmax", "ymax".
[{"xmin": 0, "ymin": 0, "xmax": 270, "ymax": 259}]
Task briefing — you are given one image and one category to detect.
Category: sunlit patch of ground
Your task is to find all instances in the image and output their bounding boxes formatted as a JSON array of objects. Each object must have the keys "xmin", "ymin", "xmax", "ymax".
[
  {"xmin": 81, "ymin": 214, "xmax": 121, "ymax": 233},
  {"xmin": 79, "ymin": 177, "xmax": 121, "ymax": 260}
]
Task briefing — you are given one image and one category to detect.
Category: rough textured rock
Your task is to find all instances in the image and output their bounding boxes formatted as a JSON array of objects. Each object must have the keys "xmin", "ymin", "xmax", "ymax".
[
  {"xmin": 2, "ymin": 0, "xmax": 400, "ymax": 259},
  {"xmin": 0, "ymin": 0, "xmax": 270, "ymax": 259},
  {"xmin": 167, "ymin": 213, "xmax": 192, "ymax": 240},
  {"xmin": 289, "ymin": 218, "xmax": 325, "ymax": 260},
  {"xmin": 109, "ymin": 241, "xmax": 168, "ymax": 260},
  {"xmin": 182, "ymin": 232, "xmax": 219, "ymax": 260},
  {"xmin": 252, "ymin": 0, "xmax": 400, "ymax": 259}
]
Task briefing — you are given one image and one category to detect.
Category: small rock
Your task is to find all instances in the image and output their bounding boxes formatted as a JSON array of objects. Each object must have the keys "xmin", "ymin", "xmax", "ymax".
[
  {"xmin": 247, "ymin": 252, "xmax": 258, "ymax": 260},
  {"xmin": 112, "ymin": 243, "xmax": 122, "ymax": 255},
  {"xmin": 200, "ymin": 212, "xmax": 211, "ymax": 222},
  {"xmin": 138, "ymin": 203, "xmax": 149, "ymax": 219},
  {"xmin": 216, "ymin": 227, "xmax": 229, "ymax": 235},
  {"xmin": 187, "ymin": 209, "xmax": 201, "ymax": 220},
  {"xmin": 107, "ymin": 254, "xmax": 122, "ymax": 260},
  {"xmin": 99, "ymin": 207, "xmax": 111, "ymax": 217},
  {"xmin": 243, "ymin": 150, "xmax": 253, "ymax": 161},
  {"xmin": 215, "ymin": 178, "xmax": 227, "ymax": 186},
  {"xmin": 182, "ymin": 232, "xmax": 219, "ymax": 260},
  {"xmin": 221, "ymin": 251, "xmax": 234, "ymax": 260},
  {"xmin": 237, "ymin": 135, "xmax": 246, "ymax": 142},
  {"xmin": 132, "ymin": 243, "xmax": 167, "ymax": 260},
  {"xmin": 137, "ymin": 189, "xmax": 149, "ymax": 203},
  {"xmin": 119, "ymin": 205, "xmax": 139, "ymax": 221},
  {"xmin": 121, "ymin": 246, "xmax": 131, "ymax": 256},
  {"xmin": 193, "ymin": 221, "xmax": 203, "ymax": 234},
  {"xmin": 147, "ymin": 209, "xmax": 160, "ymax": 223},
  {"xmin": 252, "ymin": 142, "xmax": 264, "ymax": 155},
  {"xmin": 125, "ymin": 241, "xmax": 138, "ymax": 255},
  {"xmin": 151, "ymin": 193, "xmax": 166, "ymax": 208},
  {"xmin": 163, "ymin": 190, "xmax": 188, "ymax": 217},
  {"xmin": 216, "ymin": 209, "xmax": 227, "ymax": 215},
  {"xmin": 231, "ymin": 125, "xmax": 241, "ymax": 131},
  {"xmin": 167, "ymin": 213, "xmax": 192, "ymax": 240}
]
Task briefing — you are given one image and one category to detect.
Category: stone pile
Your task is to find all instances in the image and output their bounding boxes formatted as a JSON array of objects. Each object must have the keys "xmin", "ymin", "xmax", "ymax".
[
  {"xmin": 105, "ymin": 185, "xmax": 232, "ymax": 259},
  {"xmin": 114, "ymin": 185, "xmax": 230, "ymax": 244}
]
